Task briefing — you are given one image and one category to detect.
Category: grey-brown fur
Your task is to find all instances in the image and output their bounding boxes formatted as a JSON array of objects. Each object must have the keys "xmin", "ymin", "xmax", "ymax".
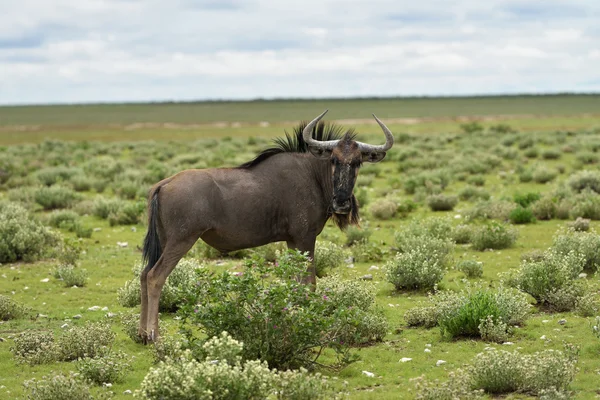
[{"xmin": 138, "ymin": 111, "xmax": 393, "ymax": 343}]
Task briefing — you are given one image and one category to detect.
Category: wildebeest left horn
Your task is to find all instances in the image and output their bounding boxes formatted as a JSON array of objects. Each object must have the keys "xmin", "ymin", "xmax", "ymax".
[
  {"xmin": 303, "ymin": 109, "xmax": 340, "ymax": 151},
  {"xmin": 356, "ymin": 114, "xmax": 394, "ymax": 153}
]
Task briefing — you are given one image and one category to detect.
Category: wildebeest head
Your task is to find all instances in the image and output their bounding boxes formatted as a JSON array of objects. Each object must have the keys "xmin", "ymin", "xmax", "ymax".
[{"xmin": 303, "ymin": 110, "xmax": 394, "ymax": 214}]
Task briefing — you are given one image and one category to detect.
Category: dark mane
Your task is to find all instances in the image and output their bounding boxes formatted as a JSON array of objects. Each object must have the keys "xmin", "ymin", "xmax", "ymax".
[{"xmin": 237, "ymin": 121, "xmax": 356, "ymax": 169}]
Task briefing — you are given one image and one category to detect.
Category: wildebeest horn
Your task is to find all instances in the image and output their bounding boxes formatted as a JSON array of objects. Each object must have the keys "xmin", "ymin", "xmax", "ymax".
[
  {"xmin": 356, "ymin": 114, "xmax": 394, "ymax": 153},
  {"xmin": 303, "ymin": 109, "xmax": 340, "ymax": 151}
]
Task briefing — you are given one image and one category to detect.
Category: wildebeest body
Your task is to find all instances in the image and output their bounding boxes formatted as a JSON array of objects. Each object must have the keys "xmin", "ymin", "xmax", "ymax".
[{"xmin": 138, "ymin": 110, "xmax": 393, "ymax": 343}]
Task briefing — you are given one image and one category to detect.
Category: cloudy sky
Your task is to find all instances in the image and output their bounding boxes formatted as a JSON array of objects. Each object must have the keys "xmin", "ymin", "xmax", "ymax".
[{"xmin": 1, "ymin": 0, "xmax": 599, "ymax": 105}]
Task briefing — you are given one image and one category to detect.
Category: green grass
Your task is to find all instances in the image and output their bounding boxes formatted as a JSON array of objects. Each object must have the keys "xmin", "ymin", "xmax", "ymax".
[
  {"xmin": 2, "ymin": 97, "xmax": 600, "ymax": 399},
  {"xmin": 1, "ymin": 94, "xmax": 600, "ymax": 146},
  {"xmin": 3, "ymin": 94, "xmax": 600, "ymax": 126}
]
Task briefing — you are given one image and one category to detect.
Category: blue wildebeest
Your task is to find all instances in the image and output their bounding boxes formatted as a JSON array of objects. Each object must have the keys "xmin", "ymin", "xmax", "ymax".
[{"xmin": 139, "ymin": 110, "xmax": 394, "ymax": 342}]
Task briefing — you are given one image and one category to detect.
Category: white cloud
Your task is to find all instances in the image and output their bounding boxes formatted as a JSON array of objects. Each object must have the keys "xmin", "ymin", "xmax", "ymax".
[{"xmin": 0, "ymin": 0, "xmax": 599, "ymax": 104}]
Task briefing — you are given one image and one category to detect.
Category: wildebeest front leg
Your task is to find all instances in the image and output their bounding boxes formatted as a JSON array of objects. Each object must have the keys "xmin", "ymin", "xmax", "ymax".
[{"xmin": 287, "ymin": 237, "xmax": 317, "ymax": 285}]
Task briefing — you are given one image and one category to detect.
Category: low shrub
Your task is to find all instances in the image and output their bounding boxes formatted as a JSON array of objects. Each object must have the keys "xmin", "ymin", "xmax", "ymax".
[
  {"xmin": 53, "ymin": 264, "xmax": 89, "ymax": 287},
  {"xmin": 314, "ymin": 241, "xmax": 348, "ymax": 277},
  {"xmin": 576, "ymin": 151, "xmax": 599, "ymax": 165},
  {"xmin": 552, "ymin": 229, "xmax": 600, "ymax": 273},
  {"xmin": 509, "ymin": 206, "xmax": 535, "ymax": 224},
  {"xmin": 437, "ymin": 287, "xmax": 529, "ymax": 340},
  {"xmin": 118, "ymin": 258, "xmax": 201, "ymax": 312},
  {"xmin": 36, "ymin": 166, "xmax": 81, "ymax": 186},
  {"xmin": 415, "ymin": 346, "xmax": 578, "ymax": 398},
  {"xmin": 404, "ymin": 306, "xmax": 438, "ymax": 328},
  {"xmin": 34, "ymin": 186, "xmax": 80, "ymax": 210},
  {"xmin": 22, "ymin": 372, "xmax": 102, "ymax": 400},
  {"xmin": 458, "ymin": 260, "xmax": 483, "ymax": 278},
  {"xmin": 92, "ymin": 197, "xmax": 125, "ymax": 219},
  {"xmin": 344, "ymin": 226, "xmax": 371, "ymax": 246},
  {"xmin": 11, "ymin": 330, "xmax": 58, "ymax": 365},
  {"xmin": 469, "ymin": 347, "xmax": 578, "ymax": 396},
  {"xmin": 465, "ymin": 200, "xmax": 516, "ymax": 222},
  {"xmin": 453, "ymin": 224, "xmax": 473, "ymax": 244},
  {"xmin": 427, "ymin": 194, "xmax": 458, "ymax": 211},
  {"xmin": 567, "ymin": 170, "xmax": 600, "ymax": 193},
  {"xmin": 459, "ymin": 186, "xmax": 490, "ymax": 201},
  {"xmin": 570, "ymin": 189, "xmax": 600, "ymax": 220},
  {"xmin": 569, "ymin": 217, "xmax": 591, "ymax": 232},
  {"xmin": 76, "ymin": 349, "xmax": 130, "ymax": 385},
  {"xmin": 531, "ymin": 196, "xmax": 557, "ymax": 220},
  {"xmin": 108, "ymin": 201, "xmax": 145, "ymax": 226},
  {"xmin": 57, "ymin": 322, "xmax": 116, "ymax": 361},
  {"xmin": 47, "ymin": 209, "xmax": 79, "ymax": 228},
  {"xmin": 137, "ymin": 332, "xmax": 342, "ymax": 400},
  {"xmin": 385, "ymin": 244, "xmax": 446, "ymax": 291},
  {"xmin": 369, "ymin": 198, "xmax": 398, "ymax": 220},
  {"xmin": 505, "ymin": 249, "xmax": 587, "ymax": 311},
  {"xmin": 407, "ymin": 285, "xmax": 530, "ymax": 341},
  {"xmin": 317, "ymin": 275, "xmax": 388, "ymax": 344},
  {"xmin": 513, "ymin": 192, "xmax": 541, "ymax": 208},
  {"xmin": 413, "ymin": 369, "xmax": 482, "ymax": 400},
  {"xmin": 542, "ymin": 148, "xmax": 561, "ymax": 160},
  {"xmin": 121, "ymin": 312, "xmax": 144, "ymax": 344},
  {"xmin": 532, "ymin": 166, "xmax": 557, "ymax": 183},
  {"xmin": 350, "ymin": 239, "xmax": 385, "ymax": 262},
  {"xmin": 470, "ymin": 222, "xmax": 518, "ymax": 251},
  {"xmin": 179, "ymin": 251, "xmax": 385, "ymax": 369},
  {"xmin": 0, "ymin": 201, "xmax": 58, "ymax": 263},
  {"xmin": 0, "ymin": 294, "xmax": 27, "ymax": 320}
]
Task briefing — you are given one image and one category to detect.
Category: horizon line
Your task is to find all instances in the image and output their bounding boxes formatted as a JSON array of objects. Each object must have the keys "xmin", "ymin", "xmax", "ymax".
[{"xmin": 2, "ymin": 91, "xmax": 600, "ymax": 108}]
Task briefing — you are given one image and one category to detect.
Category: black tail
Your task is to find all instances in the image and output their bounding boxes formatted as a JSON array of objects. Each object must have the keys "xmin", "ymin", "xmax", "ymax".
[{"xmin": 142, "ymin": 186, "xmax": 162, "ymax": 269}]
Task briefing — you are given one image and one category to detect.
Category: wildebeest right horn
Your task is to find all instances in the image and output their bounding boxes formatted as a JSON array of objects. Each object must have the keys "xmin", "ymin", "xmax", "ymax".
[
  {"xmin": 302, "ymin": 109, "xmax": 340, "ymax": 151},
  {"xmin": 355, "ymin": 114, "xmax": 394, "ymax": 153}
]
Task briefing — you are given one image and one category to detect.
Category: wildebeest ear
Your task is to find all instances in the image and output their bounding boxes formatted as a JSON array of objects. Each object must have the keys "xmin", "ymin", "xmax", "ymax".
[
  {"xmin": 362, "ymin": 152, "xmax": 386, "ymax": 163},
  {"xmin": 308, "ymin": 146, "xmax": 333, "ymax": 159}
]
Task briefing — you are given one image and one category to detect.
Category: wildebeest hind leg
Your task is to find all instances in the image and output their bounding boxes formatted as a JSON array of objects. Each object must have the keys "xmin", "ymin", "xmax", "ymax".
[{"xmin": 144, "ymin": 237, "xmax": 197, "ymax": 343}]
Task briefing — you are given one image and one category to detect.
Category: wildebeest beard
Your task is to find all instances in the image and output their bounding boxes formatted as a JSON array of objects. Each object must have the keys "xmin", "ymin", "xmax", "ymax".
[{"xmin": 330, "ymin": 195, "xmax": 360, "ymax": 230}]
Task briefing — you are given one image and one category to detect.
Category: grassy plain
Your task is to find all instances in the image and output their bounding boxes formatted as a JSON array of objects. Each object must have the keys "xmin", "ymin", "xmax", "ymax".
[{"xmin": 1, "ymin": 95, "xmax": 600, "ymax": 399}]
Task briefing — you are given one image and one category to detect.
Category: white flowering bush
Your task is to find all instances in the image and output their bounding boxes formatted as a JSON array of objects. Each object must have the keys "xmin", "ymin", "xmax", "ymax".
[
  {"xmin": 385, "ymin": 245, "xmax": 446, "ymax": 290},
  {"xmin": 76, "ymin": 349, "xmax": 130, "ymax": 385},
  {"xmin": 23, "ymin": 372, "xmax": 114, "ymax": 400},
  {"xmin": 317, "ymin": 275, "xmax": 388, "ymax": 344},
  {"xmin": 416, "ymin": 346, "xmax": 578, "ymax": 398},
  {"xmin": 413, "ymin": 369, "xmax": 482, "ymax": 400},
  {"xmin": 121, "ymin": 312, "xmax": 144, "ymax": 344},
  {"xmin": 0, "ymin": 201, "xmax": 59, "ymax": 263},
  {"xmin": 0, "ymin": 294, "xmax": 27, "ymax": 321},
  {"xmin": 506, "ymin": 249, "xmax": 589, "ymax": 311},
  {"xmin": 57, "ymin": 322, "xmax": 116, "ymax": 361},
  {"xmin": 404, "ymin": 306, "xmax": 438, "ymax": 328},
  {"xmin": 469, "ymin": 347, "xmax": 578, "ymax": 396},
  {"xmin": 118, "ymin": 258, "xmax": 202, "ymax": 312},
  {"xmin": 180, "ymin": 251, "xmax": 383, "ymax": 369},
  {"xmin": 136, "ymin": 332, "xmax": 342, "ymax": 400},
  {"xmin": 314, "ymin": 241, "xmax": 348, "ymax": 277},
  {"xmin": 11, "ymin": 330, "xmax": 59, "ymax": 365},
  {"xmin": 552, "ymin": 229, "xmax": 600, "ymax": 273}
]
